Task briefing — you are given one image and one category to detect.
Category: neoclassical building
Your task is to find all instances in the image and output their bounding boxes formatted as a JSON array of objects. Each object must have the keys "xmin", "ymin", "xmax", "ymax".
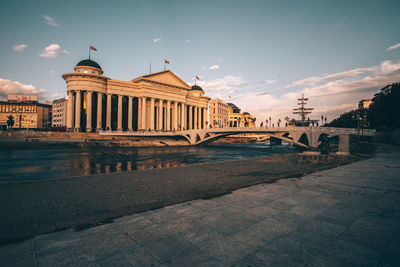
[
  {"xmin": 209, "ymin": 98, "xmax": 229, "ymax": 128},
  {"xmin": 63, "ymin": 59, "xmax": 210, "ymax": 132}
]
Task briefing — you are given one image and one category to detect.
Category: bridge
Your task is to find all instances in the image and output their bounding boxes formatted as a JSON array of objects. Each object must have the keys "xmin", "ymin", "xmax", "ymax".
[{"xmin": 99, "ymin": 126, "xmax": 375, "ymax": 148}]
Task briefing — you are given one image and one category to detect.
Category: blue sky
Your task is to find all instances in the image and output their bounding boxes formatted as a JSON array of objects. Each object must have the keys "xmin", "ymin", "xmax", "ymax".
[{"xmin": 1, "ymin": 0, "xmax": 399, "ymax": 124}]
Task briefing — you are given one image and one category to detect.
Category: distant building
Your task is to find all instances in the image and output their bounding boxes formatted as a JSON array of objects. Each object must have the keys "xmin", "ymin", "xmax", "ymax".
[
  {"xmin": 0, "ymin": 95, "xmax": 52, "ymax": 129},
  {"xmin": 358, "ymin": 99, "xmax": 372, "ymax": 110},
  {"xmin": 227, "ymin": 103, "xmax": 255, "ymax": 127},
  {"xmin": 209, "ymin": 99, "xmax": 228, "ymax": 128},
  {"xmin": 52, "ymin": 97, "xmax": 68, "ymax": 129}
]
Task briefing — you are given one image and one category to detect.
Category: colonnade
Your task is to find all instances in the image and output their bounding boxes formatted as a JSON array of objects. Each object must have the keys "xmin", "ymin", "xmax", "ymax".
[{"xmin": 66, "ymin": 90, "xmax": 207, "ymax": 132}]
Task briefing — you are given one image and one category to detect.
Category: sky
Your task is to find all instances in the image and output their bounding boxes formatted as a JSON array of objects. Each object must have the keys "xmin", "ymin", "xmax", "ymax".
[{"xmin": 0, "ymin": 0, "xmax": 400, "ymax": 125}]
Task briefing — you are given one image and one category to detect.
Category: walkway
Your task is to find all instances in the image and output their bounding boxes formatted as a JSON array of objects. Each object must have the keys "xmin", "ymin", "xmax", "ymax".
[{"xmin": 1, "ymin": 150, "xmax": 400, "ymax": 266}]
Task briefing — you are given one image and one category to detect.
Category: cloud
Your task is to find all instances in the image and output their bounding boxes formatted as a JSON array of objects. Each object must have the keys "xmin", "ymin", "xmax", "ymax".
[
  {"xmin": 186, "ymin": 40, "xmax": 191, "ymax": 44},
  {"xmin": 153, "ymin": 38, "xmax": 162, "ymax": 43},
  {"xmin": 43, "ymin": 15, "xmax": 59, "ymax": 27},
  {"xmin": 195, "ymin": 75, "xmax": 245, "ymax": 92},
  {"xmin": 50, "ymin": 70, "xmax": 57, "ymax": 74},
  {"xmin": 0, "ymin": 78, "xmax": 47, "ymax": 100},
  {"xmin": 51, "ymin": 93, "xmax": 61, "ymax": 99},
  {"xmin": 39, "ymin": 44, "xmax": 69, "ymax": 58},
  {"xmin": 264, "ymin": 79, "xmax": 276, "ymax": 85},
  {"xmin": 285, "ymin": 66, "xmax": 377, "ymax": 88},
  {"xmin": 204, "ymin": 60, "xmax": 400, "ymax": 125},
  {"xmin": 387, "ymin": 43, "xmax": 400, "ymax": 51},
  {"xmin": 207, "ymin": 64, "xmax": 220, "ymax": 70},
  {"xmin": 12, "ymin": 44, "xmax": 27, "ymax": 52}
]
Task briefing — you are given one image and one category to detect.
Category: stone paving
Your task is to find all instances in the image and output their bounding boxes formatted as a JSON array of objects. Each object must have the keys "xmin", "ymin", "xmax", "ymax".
[{"xmin": 1, "ymin": 150, "xmax": 400, "ymax": 266}]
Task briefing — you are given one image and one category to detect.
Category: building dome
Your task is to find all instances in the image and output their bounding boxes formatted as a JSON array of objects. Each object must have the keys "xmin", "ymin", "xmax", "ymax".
[
  {"xmin": 191, "ymin": 85, "xmax": 203, "ymax": 92},
  {"xmin": 76, "ymin": 59, "xmax": 102, "ymax": 70},
  {"xmin": 227, "ymin": 103, "xmax": 237, "ymax": 108}
]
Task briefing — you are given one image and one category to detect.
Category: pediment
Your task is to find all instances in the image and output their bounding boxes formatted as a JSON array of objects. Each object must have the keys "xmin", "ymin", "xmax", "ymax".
[{"xmin": 133, "ymin": 70, "xmax": 190, "ymax": 89}]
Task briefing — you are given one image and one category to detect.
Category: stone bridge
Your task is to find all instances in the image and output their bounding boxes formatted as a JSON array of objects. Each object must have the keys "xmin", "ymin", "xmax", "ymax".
[{"xmin": 99, "ymin": 126, "xmax": 375, "ymax": 148}]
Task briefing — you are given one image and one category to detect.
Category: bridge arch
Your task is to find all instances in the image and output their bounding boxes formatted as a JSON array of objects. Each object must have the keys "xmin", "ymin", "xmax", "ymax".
[{"xmin": 298, "ymin": 133, "xmax": 309, "ymax": 146}]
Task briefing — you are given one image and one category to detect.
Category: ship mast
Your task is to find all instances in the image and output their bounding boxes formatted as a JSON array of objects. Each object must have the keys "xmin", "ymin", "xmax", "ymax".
[{"xmin": 293, "ymin": 94, "xmax": 313, "ymax": 122}]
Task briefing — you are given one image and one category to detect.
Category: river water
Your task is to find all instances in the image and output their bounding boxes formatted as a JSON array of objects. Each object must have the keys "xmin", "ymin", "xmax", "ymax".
[{"xmin": 0, "ymin": 143, "xmax": 295, "ymax": 182}]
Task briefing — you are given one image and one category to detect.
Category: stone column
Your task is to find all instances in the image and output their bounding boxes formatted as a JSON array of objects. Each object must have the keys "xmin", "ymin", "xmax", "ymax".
[
  {"xmin": 188, "ymin": 105, "xmax": 192, "ymax": 130},
  {"xmin": 86, "ymin": 91, "xmax": 92, "ymax": 132},
  {"xmin": 106, "ymin": 94, "xmax": 112, "ymax": 130},
  {"xmin": 203, "ymin": 108, "xmax": 207, "ymax": 128},
  {"xmin": 166, "ymin": 101, "xmax": 171, "ymax": 131},
  {"xmin": 182, "ymin": 103, "xmax": 186, "ymax": 130},
  {"xmin": 150, "ymin": 98, "xmax": 155, "ymax": 130},
  {"xmin": 141, "ymin": 97, "xmax": 146, "ymax": 130},
  {"xmin": 74, "ymin": 90, "xmax": 81, "ymax": 131},
  {"xmin": 96, "ymin": 93, "xmax": 102, "ymax": 131},
  {"xmin": 128, "ymin": 96, "xmax": 133, "ymax": 131},
  {"xmin": 198, "ymin": 107, "xmax": 202, "ymax": 129},
  {"xmin": 194, "ymin": 106, "xmax": 198, "ymax": 129},
  {"xmin": 138, "ymin": 97, "xmax": 142, "ymax": 130},
  {"xmin": 66, "ymin": 91, "xmax": 74, "ymax": 130},
  {"xmin": 117, "ymin": 95, "xmax": 123, "ymax": 131},
  {"xmin": 173, "ymin": 102, "xmax": 178, "ymax": 130},
  {"xmin": 158, "ymin": 99, "xmax": 163, "ymax": 131}
]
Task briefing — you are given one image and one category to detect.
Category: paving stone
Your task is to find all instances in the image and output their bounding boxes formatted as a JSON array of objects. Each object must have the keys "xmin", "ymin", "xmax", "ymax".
[
  {"xmin": 142, "ymin": 236, "xmax": 196, "ymax": 264},
  {"xmin": 122, "ymin": 244, "xmax": 160, "ymax": 266},
  {"xmin": 238, "ymin": 218, "xmax": 292, "ymax": 242},
  {"xmin": 194, "ymin": 233, "xmax": 256, "ymax": 265},
  {"xmin": 287, "ymin": 227, "xmax": 333, "ymax": 256},
  {"xmin": 296, "ymin": 218, "xmax": 347, "ymax": 238},
  {"xmin": 320, "ymin": 239, "xmax": 381, "ymax": 267}
]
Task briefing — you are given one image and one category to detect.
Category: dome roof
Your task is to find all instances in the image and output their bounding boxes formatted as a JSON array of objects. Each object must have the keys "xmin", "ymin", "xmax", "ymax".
[
  {"xmin": 191, "ymin": 85, "xmax": 203, "ymax": 91},
  {"xmin": 227, "ymin": 103, "xmax": 238, "ymax": 108},
  {"xmin": 76, "ymin": 59, "xmax": 102, "ymax": 70},
  {"xmin": 243, "ymin": 112, "xmax": 250, "ymax": 115}
]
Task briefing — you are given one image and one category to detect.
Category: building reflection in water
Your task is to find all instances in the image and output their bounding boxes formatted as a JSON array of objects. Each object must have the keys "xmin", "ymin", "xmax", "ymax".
[{"xmin": 65, "ymin": 147, "xmax": 187, "ymax": 176}]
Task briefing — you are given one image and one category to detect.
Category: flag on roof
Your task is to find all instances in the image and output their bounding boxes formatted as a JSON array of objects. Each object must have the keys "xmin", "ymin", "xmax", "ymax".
[
  {"xmin": 90, "ymin": 46, "xmax": 97, "ymax": 51},
  {"xmin": 195, "ymin": 76, "xmax": 200, "ymax": 80},
  {"xmin": 164, "ymin": 59, "xmax": 170, "ymax": 64}
]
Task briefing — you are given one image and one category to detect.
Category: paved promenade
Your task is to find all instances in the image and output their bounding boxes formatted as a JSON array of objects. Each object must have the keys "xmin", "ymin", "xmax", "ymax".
[{"xmin": 1, "ymin": 150, "xmax": 400, "ymax": 266}]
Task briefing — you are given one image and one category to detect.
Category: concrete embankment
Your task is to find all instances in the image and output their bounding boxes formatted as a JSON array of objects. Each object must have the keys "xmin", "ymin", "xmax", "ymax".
[
  {"xmin": 0, "ymin": 152, "xmax": 365, "ymax": 245},
  {"xmin": 0, "ymin": 131, "xmax": 190, "ymax": 147}
]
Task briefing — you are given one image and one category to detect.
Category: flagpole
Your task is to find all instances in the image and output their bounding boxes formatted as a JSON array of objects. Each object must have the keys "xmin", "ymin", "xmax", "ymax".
[
  {"xmin": 195, "ymin": 76, "xmax": 196, "ymax": 85},
  {"xmin": 164, "ymin": 61, "xmax": 166, "ymax": 71},
  {"xmin": 89, "ymin": 47, "xmax": 90, "ymax": 60},
  {"xmin": 149, "ymin": 60, "xmax": 152, "ymax": 74}
]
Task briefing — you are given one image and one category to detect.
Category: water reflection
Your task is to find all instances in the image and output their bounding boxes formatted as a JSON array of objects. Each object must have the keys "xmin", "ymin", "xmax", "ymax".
[{"xmin": 0, "ymin": 143, "xmax": 295, "ymax": 182}]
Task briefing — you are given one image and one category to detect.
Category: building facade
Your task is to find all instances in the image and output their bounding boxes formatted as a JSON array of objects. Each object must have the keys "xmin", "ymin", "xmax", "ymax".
[
  {"xmin": 227, "ymin": 103, "xmax": 256, "ymax": 127},
  {"xmin": 209, "ymin": 98, "xmax": 228, "ymax": 128},
  {"xmin": 62, "ymin": 59, "xmax": 210, "ymax": 132},
  {"xmin": 52, "ymin": 97, "xmax": 68, "ymax": 128},
  {"xmin": 0, "ymin": 95, "xmax": 52, "ymax": 129}
]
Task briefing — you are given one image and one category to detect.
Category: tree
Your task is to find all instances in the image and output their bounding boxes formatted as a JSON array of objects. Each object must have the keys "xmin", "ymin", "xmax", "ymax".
[{"xmin": 7, "ymin": 115, "xmax": 14, "ymax": 129}]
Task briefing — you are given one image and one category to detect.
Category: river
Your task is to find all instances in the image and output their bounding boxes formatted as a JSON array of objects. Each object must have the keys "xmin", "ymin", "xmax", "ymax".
[{"xmin": 0, "ymin": 143, "xmax": 295, "ymax": 182}]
